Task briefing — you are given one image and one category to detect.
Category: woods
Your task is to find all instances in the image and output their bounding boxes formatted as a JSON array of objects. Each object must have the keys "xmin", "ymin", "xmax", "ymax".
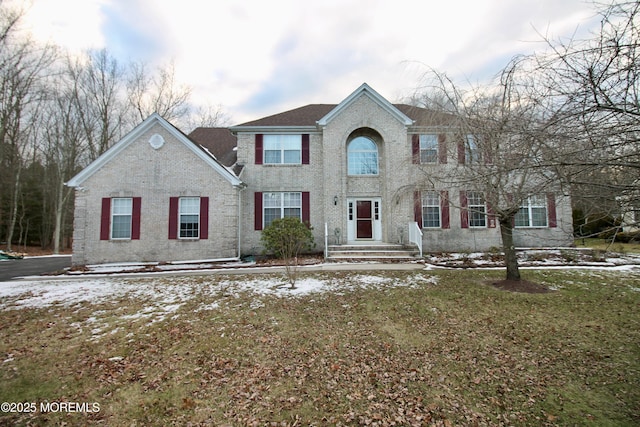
[{"xmin": 0, "ymin": 3, "xmax": 225, "ymax": 252}]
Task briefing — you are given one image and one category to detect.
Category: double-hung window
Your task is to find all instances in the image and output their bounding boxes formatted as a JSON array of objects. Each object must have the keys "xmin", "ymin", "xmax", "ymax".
[
  {"xmin": 422, "ymin": 191, "xmax": 441, "ymax": 228},
  {"xmin": 465, "ymin": 134, "xmax": 480, "ymax": 164},
  {"xmin": 263, "ymin": 192, "xmax": 302, "ymax": 228},
  {"xmin": 111, "ymin": 198, "xmax": 133, "ymax": 239},
  {"xmin": 179, "ymin": 197, "xmax": 200, "ymax": 238},
  {"xmin": 420, "ymin": 134, "xmax": 438, "ymax": 164},
  {"xmin": 515, "ymin": 195, "xmax": 548, "ymax": 227},
  {"xmin": 264, "ymin": 135, "xmax": 302, "ymax": 164},
  {"xmin": 468, "ymin": 191, "xmax": 486, "ymax": 227}
]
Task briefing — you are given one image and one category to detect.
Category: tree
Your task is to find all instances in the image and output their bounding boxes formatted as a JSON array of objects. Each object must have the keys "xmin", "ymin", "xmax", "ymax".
[{"xmin": 260, "ymin": 217, "xmax": 315, "ymax": 288}]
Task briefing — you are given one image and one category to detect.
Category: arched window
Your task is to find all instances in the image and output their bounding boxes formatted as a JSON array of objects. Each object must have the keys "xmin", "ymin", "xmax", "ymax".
[{"xmin": 348, "ymin": 136, "xmax": 378, "ymax": 175}]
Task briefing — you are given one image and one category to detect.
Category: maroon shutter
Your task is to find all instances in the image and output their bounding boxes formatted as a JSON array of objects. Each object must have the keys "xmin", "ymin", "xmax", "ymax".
[
  {"xmin": 457, "ymin": 141, "xmax": 465, "ymax": 164},
  {"xmin": 440, "ymin": 190, "xmax": 450, "ymax": 229},
  {"xmin": 438, "ymin": 134, "xmax": 447, "ymax": 164},
  {"xmin": 200, "ymin": 197, "xmax": 209, "ymax": 239},
  {"xmin": 302, "ymin": 192, "xmax": 310, "ymax": 226},
  {"xmin": 100, "ymin": 198, "xmax": 111, "ymax": 240},
  {"xmin": 254, "ymin": 192, "xmax": 263, "ymax": 230},
  {"xmin": 302, "ymin": 134, "xmax": 310, "ymax": 164},
  {"xmin": 168, "ymin": 197, "xmax": 179, "ymax": 239},
  {"xmin": 413, "ymin": 191, "xmax": 422, "ymax": 228},
  {"xmin": 131, "ymin": 197, "xmax": 141, "ymax": 239},
  {"xmin": 487, "ymin": 200, "xmax": 497, "ymax": 228},
  {"xmin": 547, "ymin": 193, "xmax": 557, "ymax": 228},
  {"xmin": 460, "ymin": 191, "xmax": 469, "ymax": 228},
  {"xmin": 411, "ymin": 134, "xmax": 420, "ymax": 164},
  {"xmin": 255, "ymin": 134, "xmax": 263, "ymax": 165}
]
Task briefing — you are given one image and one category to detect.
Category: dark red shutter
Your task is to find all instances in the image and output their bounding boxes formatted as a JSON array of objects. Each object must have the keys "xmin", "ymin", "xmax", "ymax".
[
  {"xmin": 413, "ymin": 191, "xmax": 422, "ymax": 228},
  {"xmin": 460, "ymin": 191, "xmax": 469, "ymax": 228},
  {"xmin": 168, "ymin": 197, "xmax": 179, "ymax": 239},
  {"xmin": 438, "ymin": 134, "xmax": 447, "ymax": 164},
  {"xmin": 200, "ymin": 197, "xmax": 209, "ymax": 239},
  {"xmin": 255, "ymin": 134, "xmax": 263, "ymax": 165},
  {"xmin": 547, "ymin": 193, "xmax": 557, "ymax": 228},
  {"xmin": 302, "ymin": 134, "xmax": 310, "ymax": 164},
  {"xmin": 440, "ymin": 190, "xmax": 450, "ymax": 229},
  {"xmin": 100, "ymin": 198, "xmax": 111, "ymax": 240},
  {"xmin": 457, "ymin": 141, "xmax": 465, "ymax": 164},
  {"xmin": 254, "ymin": 192, "xmax": 263, "ymax": 230},
  {"xmin": 302, "ymin": 192, "xmax": 310, "ymax": 226},
  {"xmin": 411, "ymin": 135, "xmax": 420, "ymax": 164},
  {"xmin": 131, "ymin": 197, "xmax": 141, "ymax": 239}
]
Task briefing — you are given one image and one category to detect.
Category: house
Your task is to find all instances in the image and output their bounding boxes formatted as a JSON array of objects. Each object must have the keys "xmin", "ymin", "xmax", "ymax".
[{"xmin": 67, "ymin": 83, "xmax": 573, "ymax": 266}]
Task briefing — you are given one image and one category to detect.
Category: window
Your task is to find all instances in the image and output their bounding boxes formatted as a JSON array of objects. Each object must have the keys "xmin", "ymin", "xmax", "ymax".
[
  {"xmin": 264, "ymin": 135, "xmax": 301, "ymax": 164},
  {"xmin": 420, "ymin": 135, "xmax": 438, "ymax": 163},
  {"xmin": 263, "ymin": 192, "xmax": 301, "ymax": 228},
  {"xmin": 422, "ymin": 191, "xmax": 441, "ymax": 228},
  {"xmin": 179, "ymin": 197, "xmax": 200, "ymax": 238},
  {"xmin": 468, "ymin": 191, "xmax": 486, "ymax": 227},
  {"xmin": 111, "ymin": 198, "xmax": 132, "ymax": 239},
  {"xmin": 515, "ymin": 195, "xmax": 548, "ymax": 227},
  {"xmin": 465, "ymin": 134, "xmax": 480, "ymax": 163},
  {"xmin": 348, "ymin": 136, "xmax": 378, "ymax": 175}
]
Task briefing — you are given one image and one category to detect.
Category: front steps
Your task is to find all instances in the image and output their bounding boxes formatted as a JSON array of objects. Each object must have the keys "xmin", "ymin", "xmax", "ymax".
[{"xmin": 326, "ymin": 243, "xmax": 421, "ymax": 261}]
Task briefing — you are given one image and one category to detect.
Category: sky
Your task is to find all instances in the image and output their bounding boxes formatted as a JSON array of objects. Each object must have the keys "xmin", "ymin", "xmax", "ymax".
[{"xmin": 13, "ymin": 0, "xmax": 601, "ymax": 124}]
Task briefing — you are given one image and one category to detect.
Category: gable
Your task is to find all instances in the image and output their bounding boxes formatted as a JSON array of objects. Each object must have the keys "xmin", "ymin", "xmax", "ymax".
[{"xmin": 67, "ymin": 113, "xmax": 243, "ymax": 188}]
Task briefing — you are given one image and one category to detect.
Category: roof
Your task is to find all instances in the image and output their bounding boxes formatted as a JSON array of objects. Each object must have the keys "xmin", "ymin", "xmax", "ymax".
[
  {"xmin": 189, "ymin": 127, "xmax": 238, "ymax": 167},
  {"xmin": 66, "ymin": 113, "xmax": 244, "ymax": 188}
]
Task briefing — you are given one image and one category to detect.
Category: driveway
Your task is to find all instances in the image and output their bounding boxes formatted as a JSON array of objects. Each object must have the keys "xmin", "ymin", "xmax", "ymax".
[{"xmin": 0, "ymin": 256, "xmax": 71, "ymax": 281}]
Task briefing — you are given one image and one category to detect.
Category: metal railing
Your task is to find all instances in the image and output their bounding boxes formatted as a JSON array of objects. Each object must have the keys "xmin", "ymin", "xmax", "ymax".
[
  {"xmin": 324, "ymin": 223, "xmax": 329, "ymax": 259},
  {"xmin": 408, "ymin": 221, "xmax": 423, "ymax": 258}
]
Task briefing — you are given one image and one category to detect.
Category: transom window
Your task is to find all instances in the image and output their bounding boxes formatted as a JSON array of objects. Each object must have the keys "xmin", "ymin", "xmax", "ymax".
[
  {"xmin": 264, "ymin": 134, "xmax": 301, "ymax": 164},
  {"xmin": 179, "ymin": 197, "xmax": 200, "ymax": 238},
  {"xmin": 348, "ymin": 137, "xmax": 379, "ymax": 175},
  {"xmin": 468, "ymin": 191, "xmax": 486, "ymax": 227},
  {"xmin": 422, "ymin": 191, "xmax": 441, "ymax": 228},
  {"xmin": 263, "ymin": 192, "xmax": 302, "ymax": 228},
  {"xmin": 515, "ymin": 195, "xmax": 548, "ymax": 227},
  {"xmin": 420, "ymin": 134, "xmax": 438, "ymax": 163},
  {"xmin": 111, "ymin": 198, "xmax": 132, "ymax": 239}
]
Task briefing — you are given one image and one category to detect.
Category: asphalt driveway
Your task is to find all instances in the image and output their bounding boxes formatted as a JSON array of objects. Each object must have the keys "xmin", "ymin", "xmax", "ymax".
[{"xmin": 0, "ymin": 256, "xmax": 71, "ymax": 281}]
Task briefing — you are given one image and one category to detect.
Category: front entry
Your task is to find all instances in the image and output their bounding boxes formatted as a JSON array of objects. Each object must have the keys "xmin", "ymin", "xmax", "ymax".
[{"xmin": 347, "ymin": 198, "xmax": 382, "ymax": 242}]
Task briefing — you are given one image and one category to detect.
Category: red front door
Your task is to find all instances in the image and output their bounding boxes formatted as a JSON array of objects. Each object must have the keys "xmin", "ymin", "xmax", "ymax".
[{"xmin": 356, "ymin": 200, "xmax": 373, "ymax": 239}]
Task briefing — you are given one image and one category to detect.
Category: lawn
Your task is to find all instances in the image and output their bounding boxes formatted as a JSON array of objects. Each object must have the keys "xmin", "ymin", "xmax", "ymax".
[{"xmin": 0, "ymin": 268, "xmax": 639, "ymax": 426}]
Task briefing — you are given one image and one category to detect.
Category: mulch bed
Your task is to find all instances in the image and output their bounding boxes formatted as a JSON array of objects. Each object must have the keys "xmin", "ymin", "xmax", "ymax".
[{"xmin": 490, "ymin": 279, "xmax": 552, "ymax": 294}]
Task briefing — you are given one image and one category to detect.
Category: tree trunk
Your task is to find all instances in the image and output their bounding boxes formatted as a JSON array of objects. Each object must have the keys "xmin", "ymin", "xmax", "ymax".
[
  {"xmin": 499, "ymin": 216, "xmax": 521, "ymax": 281},
  {"xmin": 6, "ymin": 165, "xmax": 21, "ymax": 251}
]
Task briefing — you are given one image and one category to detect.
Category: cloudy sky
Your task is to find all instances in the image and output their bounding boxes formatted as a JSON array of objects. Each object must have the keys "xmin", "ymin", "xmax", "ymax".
[{"xmin": 15, "ymin": 0, "xmax": 600, "ymax": 123}]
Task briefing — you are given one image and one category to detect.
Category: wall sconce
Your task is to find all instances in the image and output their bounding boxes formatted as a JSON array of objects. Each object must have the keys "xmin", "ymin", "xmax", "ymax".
[{"xmin": 333, "ymin": 195, "xmax": 338, "ymax": 205}]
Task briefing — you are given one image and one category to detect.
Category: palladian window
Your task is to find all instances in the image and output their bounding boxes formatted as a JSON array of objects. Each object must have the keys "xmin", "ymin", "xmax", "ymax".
[{"xmin": 348, "ymin": 136, "xmax": 378, "ymax": 175}]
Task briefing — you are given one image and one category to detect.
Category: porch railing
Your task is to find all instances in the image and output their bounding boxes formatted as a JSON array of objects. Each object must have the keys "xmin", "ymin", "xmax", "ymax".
[
  {"xmin": 324, "ymin": 223, "xmax": 329, "ymax": 259},
  {"xmin": 408, "ymin": 221, "xmax": 423, "ymax": 258}
]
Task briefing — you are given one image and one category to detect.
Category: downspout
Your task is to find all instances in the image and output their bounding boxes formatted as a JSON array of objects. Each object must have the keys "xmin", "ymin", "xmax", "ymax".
[{"xmin": 237, "ymin": 184, "xmax": 247, "ymax": 260}]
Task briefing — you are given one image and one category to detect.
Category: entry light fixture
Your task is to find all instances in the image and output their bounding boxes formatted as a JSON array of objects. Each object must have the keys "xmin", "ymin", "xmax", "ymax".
[{"xmin": 333, "ymin": 195, "xmax": 338, "ymax": 205}]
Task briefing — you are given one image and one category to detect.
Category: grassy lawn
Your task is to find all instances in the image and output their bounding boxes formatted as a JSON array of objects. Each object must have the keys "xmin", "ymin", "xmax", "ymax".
[
  {"xmin": 1, "ymin": 269, "xmax": 639, "ymax": 426},
  {"xmin": 575, "ymin": 238, "xmax": 640, "ymax": 254}
]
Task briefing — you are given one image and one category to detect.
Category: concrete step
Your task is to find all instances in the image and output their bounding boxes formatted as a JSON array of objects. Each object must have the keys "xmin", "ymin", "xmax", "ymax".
[{"xmin": 326, "ymin": 244, "xmax": 420, "ymax": 261}]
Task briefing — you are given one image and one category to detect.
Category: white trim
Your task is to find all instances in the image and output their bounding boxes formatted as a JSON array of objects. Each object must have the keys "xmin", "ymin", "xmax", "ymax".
[
  {"xmin": 317, "ymin": 83, "xmax": 414, "ymax": 127},
  {"xmin": 66, "ymin": 113, "xmax": 243, "ymax": 188}
]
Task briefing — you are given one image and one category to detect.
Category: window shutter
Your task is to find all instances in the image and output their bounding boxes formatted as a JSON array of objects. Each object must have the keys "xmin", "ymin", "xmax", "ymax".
[
  {"xmin": 302, "ymin": 192, "xmax": 310, "ymax": 226},
  {"xmin": 411, "ymin": 135, "xmax": 420, "ymax": 164},
  {"xmin": 302, "ymin": 134, "xmax": 310, "ymax": 164},
  {"xmin": 440, "ymin": 190, "xmax": 450, "ymax": 229},
  {"xmin": 438, "ymin": 134, "xmax": 447, "ymax": 164},
  {"xmin": 254, "ymin": 192, "xmax": 263, "ymax": 230},
  {"xmin": 168, "ymin": 197, "xmax": 179, "ymax": 239},
  {"xmin": 100, "ymin": 198, "xmax": 111, "ymax": 240},
  {"xmin": 457, "ymin": 141, "xmax": 465, "ymax": 164},
  {"xmin": 547, "ymin": 193, "xmax": 557, "ymax": 228},
  {"xmin": 132, "ymin": 197, "xmax": 141, "ymax": 239},
  {"xmin": 460, "ymin": 191, "xmax": 469, "ymax": 228},
  {"xmin": 255, "ymin": 134, "xmax": 263, "ymax": 165},
  {"xmin": 413, "ymin": 191, "xmax": 422, "ymax": 228},
  {"xmin": 200, "ymin": 197, "xmax": 209, "ymax": 239}
]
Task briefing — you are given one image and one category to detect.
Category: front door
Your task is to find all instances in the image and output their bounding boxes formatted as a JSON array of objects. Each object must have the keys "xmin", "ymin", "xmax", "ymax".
[{"xmin": 347, "ymin": 198, "xmax": 382, "ymax": 242}]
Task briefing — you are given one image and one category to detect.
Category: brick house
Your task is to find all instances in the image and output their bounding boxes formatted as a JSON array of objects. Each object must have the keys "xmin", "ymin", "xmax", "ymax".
[{"xmin": 67, "ymin": 83, "xmax": 573, "ymax": 265}]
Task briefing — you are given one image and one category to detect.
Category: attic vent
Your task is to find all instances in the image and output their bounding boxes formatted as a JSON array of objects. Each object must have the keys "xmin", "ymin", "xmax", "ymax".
[{"xmin": 149, "ymin": 134, "xmax": 165, "ymax": 150}]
